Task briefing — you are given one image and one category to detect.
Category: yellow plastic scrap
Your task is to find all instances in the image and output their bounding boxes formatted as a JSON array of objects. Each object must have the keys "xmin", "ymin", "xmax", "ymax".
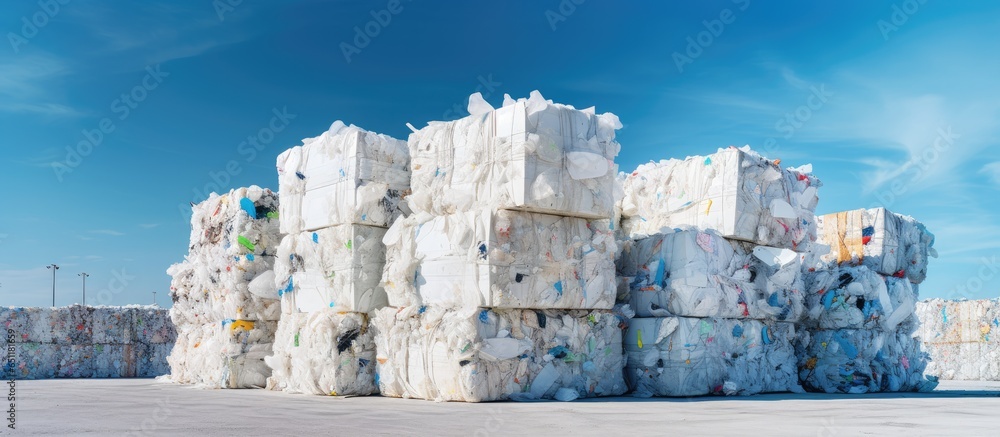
[
  {"xmin": 705, "ymin": 199, "xmax": 713, "ymax": 215},
  {"xmin": 229, "ymin": 320, "xmax": 255, "ymax": 331},
  {"xmin": 637, "ymin": 329, "xmax": 643, "ymax": 349}
]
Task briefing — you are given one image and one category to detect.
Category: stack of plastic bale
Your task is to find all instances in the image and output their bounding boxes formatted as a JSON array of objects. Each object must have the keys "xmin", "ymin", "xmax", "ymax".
[
  {"xmin": 795, "ymin": 207, "xmax": 939, "ymax": 393},
  {"xmin": 617, "ymin": 146, "xmax": 820, "ymax": 396},
  {"xmin": 165, "ymin": 186, "xmax": 281, "ymax": 388},
  {"xmin": 264, "ymin": 121, "xmax": 408, "ymax": 396},
  {"xmin": 916, "ymin": 298, "xmax": 1000, "ymax": 380},
  {"xmin": 0, "ymin": 305, "xmax": 174, "ymax": 379},
  {"xmin": 375, "ymin": 91, "xmax": 629, "ymax": 402}
]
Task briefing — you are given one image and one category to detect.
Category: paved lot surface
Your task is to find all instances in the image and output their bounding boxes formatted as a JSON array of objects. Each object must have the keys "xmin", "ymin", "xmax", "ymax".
[{"xmin": 4, "ymin": 379, "xmax": 999, "ymax": 436}]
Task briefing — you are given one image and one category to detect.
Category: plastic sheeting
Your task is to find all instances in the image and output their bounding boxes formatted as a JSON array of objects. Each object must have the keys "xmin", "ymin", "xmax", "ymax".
[
  {"xmin": 165, "ymin": 320, "xmax": 276, "ymax": 388},
  {"xmin": 620, "ymin": 146, "xmax": 821, "ymax": 249},
  {"xmin": 276, "ymin": 121, "xmax": 410, "ymax": 233},
  {"xmin": 795, "ymin": 328, "xmax": 937, "ymax": 393},
  {"xmin": 264, "ymin": 309, "xmax": 377, "ymax": 395},
  {"xmin": 617, "ymin": 229, "xmax": 804, "ymax": 322},
  {"xmin": 624, "ymin": 316, "xmax": 801, "ymax": 396},
  {"xmin": 803, "ymin": 266, "xmax": 918, "ymax": 332},
  {"xmin": 274, "ymin": 224, "xmax": 388, "ymax": 313},
  {"xmin": 816, "ymin": 207, "xmax": 936, "ymax": 284},
  {"xmin": 382, "ymin": 210, "xmax": 617, "ymax": 310},
  {"xmin": 407, "ymin": 91, "xmax": 622, "ymax": 220},
  {"xmin": 372, "ymin": 306, "xmax": 628, "ymax": 402},
  {"xmin": 1, "ymin": 305, "xmax": 174, "ymax": 379},
  {"xmin": 916, "ymin": 299, "xmax": 1000, "ymax": 380}
]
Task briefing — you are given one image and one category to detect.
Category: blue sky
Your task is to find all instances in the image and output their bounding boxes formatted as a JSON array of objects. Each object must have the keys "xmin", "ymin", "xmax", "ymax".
[{"xmin": 2, "ymin": 0, "xmax": 999, "ymax": 307}]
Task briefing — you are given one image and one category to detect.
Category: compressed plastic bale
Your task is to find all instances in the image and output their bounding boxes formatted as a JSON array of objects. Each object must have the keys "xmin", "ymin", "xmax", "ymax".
[
  {"xmin": 373, "ymin": 306, "xmax": 628, "ymax": 402},
  {"xmin": 274, "ymin": 224, "xmax": 389, "ymax": 313},
  {"xmin": 816, "ymin": 207, "xmax": 936, "ymax": 284},
  {"xmin": 166, "ymin": 320, "xmax": 276, "ymax": 388},
  {"xmin": 408, "ymin": 91, "xmax": 622, "ymax": 220},
  {"xmin": 617, "ymin": 229, "xmax": 804, "ymax": 321},
  {"xmin": 91, "ymin": 307, "xmax": 134, "ymax": 344},
  {"xmin": 131, "ymin": 307, "xmax": 177, "ymax": 344},
  {"xmin": 382, "ymin": 209, "xmax": 617, "ymax": 310},
  {"xmin": 277, "ymin": 120, "xmax": 410, "ymax": 233},
  {"xmin": 624, "ymin": 317, "xmax": 800, "ymax": 397},
  {"xmin": 136, "ymin": 343, "xmax": 174, "ymax": 377},
  {"xmin": 796, "ymin": 328, "xmax": 937, "ymax": 393},
  {"xmin": 620, "ymin": 146, "xmax": 821, "ymax": 249},
  {"xmin": 264, "ymin": 309, "xmax": 377, "ymax": 396},
  {"xmin": 2, "ymin": 343, "xmax": 59, "ymax": 379},
  {"xmin": 916, "ymin": 298, "xmax": 1000, "ymax": 380},
  {"xmin": 803, "ymin": 266, "xmax": 919, "ymax": 332}
]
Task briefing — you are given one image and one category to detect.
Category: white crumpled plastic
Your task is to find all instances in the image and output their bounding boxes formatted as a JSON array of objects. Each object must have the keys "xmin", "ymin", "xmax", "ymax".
[
  {"xmin": 624, "ymin": 316, "xmax": 801, "ymax": 396},
  {"xmin": 795, "ymin": 328, "xmax": 937, "ymax": 393},
  {"xmin": 372, "ymin": 306, "xmax": 628, "ymax": 402},
  {"xmin": 276, "ymin": 121, "xmax": 410, "ymax": 233},
  {"xmin": 407, "ymin": 90, "xmax": 622, "ymax": 220},
  {"xmin": 264, "ymin": 309, "xmax": 377, "ymax": 396},
  {"xmin": 803, "ymin": 265, "xmax": 918, "ymax": 332},
  {"xmin": 274, "ymin": 224, "xmax": 389, "ymax": 313},
  {"xmin": 165, "ymin": 320, "xmax": 276, "ymax": 389},
  {"xmin": 916, "ymin": 298, "xmax": 1000, "ymax": 380},
  {"xmin": 381, "ymin": 209, "xmax": 617, "ymax": 310},
  {"xmin": 617, "ymin": 229, "xmax": 804, "ymax": 322},
  {"xmin": 620, "ymin": 146, "xmax": 821, "ymax": 249},
  {"xmin": 816, "ymin": 207, "xmax": 936, "ymax": 284},
  {"xmin": 166, "ymin": 186, "xmax": 282, "ymax": 388}
]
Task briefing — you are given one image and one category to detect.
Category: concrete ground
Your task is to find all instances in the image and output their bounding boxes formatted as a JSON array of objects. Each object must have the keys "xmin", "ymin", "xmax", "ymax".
[{"xmin": 4, "ymin": 379, "xmax": 999, "ymax": 436}]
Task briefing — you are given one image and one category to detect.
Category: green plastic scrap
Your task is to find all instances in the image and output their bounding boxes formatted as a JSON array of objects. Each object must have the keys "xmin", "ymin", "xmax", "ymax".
[
  {"xmin": 294, "ymin": 332, "xmax": 300, "ymax": 347},
  {"xmin": 345, "ymin": 240, "xmax": 352, "ymax": 249},
  {"xmin": 237, "ymin": 235, "xmax": 255, "ymax": 252},
  {"xmin": 266, "ymin": 211, "xmax": 279, "ymax": 219}
]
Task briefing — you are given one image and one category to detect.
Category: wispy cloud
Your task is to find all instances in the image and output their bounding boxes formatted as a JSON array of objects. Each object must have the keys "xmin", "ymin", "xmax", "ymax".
[
  {"xmin": 89, "ymin": 230, "xmax": 125, "ymax": 236},
  {"xmin": 138, "ymin": 223, "xmax": 161, "ymax": 229},
  {"xmin": 0, "ymin": 53, "xmax": 81, "ymax": 116},
  {"xmin": 981, "ymin": 162, "xmax": 1000, "ymax": 184}
]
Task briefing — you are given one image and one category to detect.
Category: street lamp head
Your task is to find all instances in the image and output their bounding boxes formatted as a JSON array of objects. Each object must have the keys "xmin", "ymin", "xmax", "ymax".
[{"xmin": 47, "ymin": 264, "xmax": 59, "ymax": 270}]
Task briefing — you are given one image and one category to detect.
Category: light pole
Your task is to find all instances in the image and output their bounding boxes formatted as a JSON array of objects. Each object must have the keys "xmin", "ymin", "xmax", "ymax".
[
  {"xmin": 79, "ymin": 273, "xmax": 90, "ymax": 306},
  {"xmin": 152, "ymin": 291, "xmax": 157, "ymax": 306},
  {"xmin": 46, "ymin": 264, "xmax": 59, "ymax": 307}
]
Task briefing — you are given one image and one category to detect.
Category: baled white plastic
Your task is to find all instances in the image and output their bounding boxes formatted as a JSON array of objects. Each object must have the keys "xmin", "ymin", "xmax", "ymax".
[
  {"xmin": 803, "ymin": 266, "xmax": 918, "ymax": 332},
  {"xmin": 407, "ymin": 91, "xmax": 622, "ymax": 220},
  {"xmin": 624, "ymin": 316, "xmax": 801, "ymax": 396},
  {"xmin": 264, "ymin": 309, "xmax": 377, "ymax": 395},
  {"xmin": 276, "ymin": 121, "xmax": 410, "ymax": 233},
  {"xmin": 372, "ymin": 306, "xmax": 628, "ymax": 402},
  {"xmin": 382, "ymin": 210, "xmax": 617, "ymax": 310},
  {"xmin": 816, "ymin": 207, "xmax": 936, "ymax": 284},
  {"xmin": 620, "ymin": 146, "xmax": 821, "ymax": 249},
  {"xmin": 274, "ymin": 224, "xmax": 388, "ymax": 313},
  {"xmin": 916, "ymin": 298, "xmax": 1000, "ymax": 380},
  {"xmin": 617, "ymin": 229, "xmax": 804, "ymax": 321}
]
